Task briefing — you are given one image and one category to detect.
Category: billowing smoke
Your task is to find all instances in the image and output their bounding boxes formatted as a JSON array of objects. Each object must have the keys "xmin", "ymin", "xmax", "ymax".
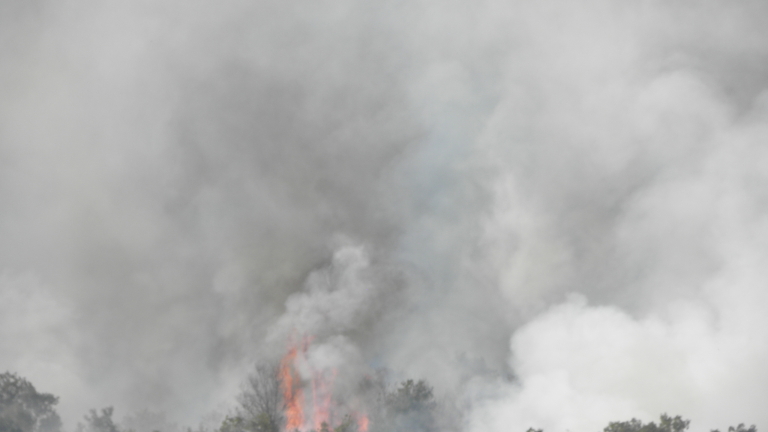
[{"xmin": 3, "ymin": 1, "xmax": 768, "ymax": 432}]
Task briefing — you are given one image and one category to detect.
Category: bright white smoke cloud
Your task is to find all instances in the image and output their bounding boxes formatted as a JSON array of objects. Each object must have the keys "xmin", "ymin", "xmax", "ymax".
[
  {"xmin": 3, "ymin": 0, "xmax": 768, "ymax": 431},
  {"xmin": 462, "ymin": 2, "xmax": 768, "ymax": 432}
]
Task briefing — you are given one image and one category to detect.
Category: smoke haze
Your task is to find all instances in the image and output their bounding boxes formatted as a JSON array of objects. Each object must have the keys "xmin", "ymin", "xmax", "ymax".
[{"xmin": 3, "ymin": 1, "xmax": 768, "ymax": 432}]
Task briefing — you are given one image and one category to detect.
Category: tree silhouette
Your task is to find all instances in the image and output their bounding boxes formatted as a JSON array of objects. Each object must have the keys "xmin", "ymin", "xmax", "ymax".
[
  {"xmin": 0, "ymin": 372, "xmax": 61, "ymax": 432},
  {"xmin": 604, "ymin": 414, "xmax": 690, "ymax": 432}
]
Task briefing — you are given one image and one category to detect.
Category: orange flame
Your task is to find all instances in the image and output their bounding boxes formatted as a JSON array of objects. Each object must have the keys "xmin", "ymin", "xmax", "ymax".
[
  {"xmin": 280, "ymin": 345, "xmax": 304, "ymax": 431},
  {"xmin": 280, "ymin": 337, "xmax": 368, "ymax": 432},
  {"xmin": 311, "ymin": 368, "xmax": 337, "ymax": 431},
  {"xmin": 356, "ymin": 413, "xmax": 369, "ymax": 432}
]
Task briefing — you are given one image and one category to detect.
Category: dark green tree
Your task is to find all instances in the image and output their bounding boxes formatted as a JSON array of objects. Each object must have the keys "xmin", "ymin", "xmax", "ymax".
[
  {"xmin": 373, "ymin": 379, "xmax": 436, "ymax": 432},
  {"xmin": 0, "ymin": 372, "xmax": 62, "ymax": 432},
  {"xmin": 604, "ymin": 414, "xmax": 689, "ymax": 432},
  {"xmin": 386, "ymin": 380, "xmax": 435, "ymax": 414},
  {"xmin": 217, "ymin": 415, "xmax": 248, "ymax": 432},
  {"xmin": 235, "ymin": 362, "xmax": 284, "ymax": 432},
  {"xmin": 331, "ymin": 415, "xmax": 357, "ymax": 432},
  {"xmin": 712, "ymin": 424, "xmax": 757, "ymax": 432},
  {"xmin": 77, "ymin": 408, "xmax": 120, "ymax": 432},
  {"xmin": 526, "ymin": 414, "xmax": 756, "ymax": 432}
]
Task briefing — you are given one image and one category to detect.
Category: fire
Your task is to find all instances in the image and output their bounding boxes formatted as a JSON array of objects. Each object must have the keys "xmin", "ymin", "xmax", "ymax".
[
  {"xmin": 279, "ymin": 337, "xmax": 368, "ymax": 432},
  {"xmin": 356, "ymin": 413, "xmax": 369, "ymax": 432},
  {"xmin": 311, "ymin": 368, "xmax": 337, "ymax": 431},
  {"xmin": 280, "ymin": 344, "xmax": 304, "ymax": 431}
]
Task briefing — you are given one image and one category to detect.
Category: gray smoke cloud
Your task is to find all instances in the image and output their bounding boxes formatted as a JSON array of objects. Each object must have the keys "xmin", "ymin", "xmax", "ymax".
[{"xmin": 3, "ymin": 1, "xmax": 768, "ymax": 431}]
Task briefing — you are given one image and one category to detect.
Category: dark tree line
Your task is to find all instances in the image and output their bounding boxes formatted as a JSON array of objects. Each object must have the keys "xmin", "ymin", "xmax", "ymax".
[
  {"xmin": 603, "ymin": 414, "xmax": 690, "ymax": 432},
  {"xmin": 601, "ymin": 414, "xmax": 756, "ymax": 432},
  {"xmin": 527, "ymin": 414, "xmax": 757, "ymax": 432},
  {"xmin": 0, "ymin": 372, "xmax": 160, "ymax": 432},
  {"xmin": 0, "ymin": 371, "xmax": 760, "ymax": 432}
]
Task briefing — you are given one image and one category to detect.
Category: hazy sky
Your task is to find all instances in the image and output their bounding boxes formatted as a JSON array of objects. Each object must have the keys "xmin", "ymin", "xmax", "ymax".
[{"xmin": 3, "ymin": 1, "xmax": 768, "ymax": 432}]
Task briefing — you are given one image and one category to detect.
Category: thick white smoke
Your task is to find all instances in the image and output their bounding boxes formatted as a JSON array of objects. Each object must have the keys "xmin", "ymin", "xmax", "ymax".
[
  {"xmin": 3, "ymin": 0, "xmax": 768, "ymax": 431},
  {"xmin": 460, "ymin": 2, "xmax": 768, "ymax": 431}
]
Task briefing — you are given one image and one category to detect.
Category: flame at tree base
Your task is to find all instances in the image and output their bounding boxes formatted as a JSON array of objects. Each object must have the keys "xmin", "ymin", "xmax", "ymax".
[
  {"xmin": 355, "ymin": 413, "xmax": 369, "ymax": 432},
  {"xmin": 280, "ymin": 341, "xmax": 306, "ymax": 431},
  {"xmin": 279, "ymin": 337, "xmax": 369, "ymax": 432}
]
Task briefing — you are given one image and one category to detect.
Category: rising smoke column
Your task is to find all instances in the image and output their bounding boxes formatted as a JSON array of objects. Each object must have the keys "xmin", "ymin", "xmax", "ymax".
[
  {"xmin": 269, "ymin": 245, "xmax": 382, "ymax": 432},
  {"xmin": 4, "ymin": 0, "xmax": 768, "ymax": 431},
  {"xmin": 0, "ymin": 0, "xmax": 419, "ymax": 426}
]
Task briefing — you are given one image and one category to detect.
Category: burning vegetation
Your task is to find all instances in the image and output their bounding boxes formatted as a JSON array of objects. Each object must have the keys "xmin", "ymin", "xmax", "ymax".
[
  {"xmin": 275, "ymin": 337, "xmax": 368, "ymax": 432},
  {"xmin": 0, "ymin": 370, "xmax": 761, "ymax": 432},
  {"xmin": 223, "ymin": 336, "xmax": 436, "ymax": 432}
]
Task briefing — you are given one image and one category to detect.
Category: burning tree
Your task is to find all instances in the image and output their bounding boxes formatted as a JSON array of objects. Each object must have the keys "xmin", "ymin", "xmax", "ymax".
[
  {"xmin": 279, "ymin": 344, "xmax": 304, "ymax": 432},
  {"xmin": 229, "ymin": 336, "xmax": 451, "ymax": 432},
  {"xmin": 227, "ymin": 338, "xmax": 370, "ymax": 432},
  {"xmin": 275, "ymin": 338, "xmax": 369, "ymax": 432}
]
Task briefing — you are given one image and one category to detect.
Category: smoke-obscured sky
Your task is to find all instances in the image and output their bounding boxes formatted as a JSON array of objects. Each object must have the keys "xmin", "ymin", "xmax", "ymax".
[{"xmin": 3, "ymin": 1, "xmax": 768, "ymax": 431}]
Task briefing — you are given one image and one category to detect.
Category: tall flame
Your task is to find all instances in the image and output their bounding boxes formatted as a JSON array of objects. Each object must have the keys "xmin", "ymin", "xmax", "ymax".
[
  {"xmin": 311, "ymin": 368, "xmax": 337, "ymax": 431},
  {"xmin": 356, "ymin": 414, "xmax": 369, "ymax": 432},
  {"xmin": 280, "ymin": 337, "xmax": 367, "ymax": 432},
  {"xmin": 280, "ymin": 345, "xmax": 304, "ymax": 431}
]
